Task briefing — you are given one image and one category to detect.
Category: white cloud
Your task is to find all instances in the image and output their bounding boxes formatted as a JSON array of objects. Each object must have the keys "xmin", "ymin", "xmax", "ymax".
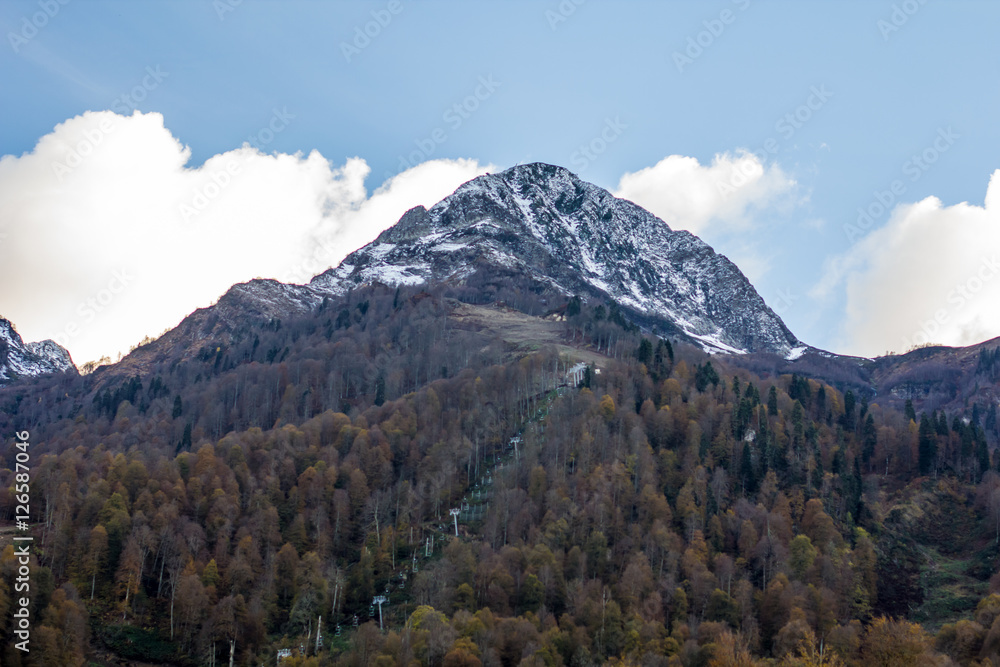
[
  {"xmin": 612, "ymin": 151, "xmax": 797, "ymax": 235},
  {"xmin": 0, "ymin": 111, "xmax": 493, "ymax": 366},
  {"xmin": 816, "ymin": 170, "xmax": 1000, "ymax": 357}
]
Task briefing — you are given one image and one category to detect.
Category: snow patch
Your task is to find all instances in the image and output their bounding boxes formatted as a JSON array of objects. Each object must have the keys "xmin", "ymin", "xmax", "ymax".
[{"xmin": 786, "ymin": 345, "xmax": 808, "ymax": 361}]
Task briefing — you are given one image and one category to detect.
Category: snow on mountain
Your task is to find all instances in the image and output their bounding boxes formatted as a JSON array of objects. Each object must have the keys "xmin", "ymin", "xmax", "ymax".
[
  {"xmin": 309, "ymin": 162, "xmax": 804, "ymax": 356},
  {"xmin": 0, "ymin": 317, "xmax": 75, "ymax": 385}
]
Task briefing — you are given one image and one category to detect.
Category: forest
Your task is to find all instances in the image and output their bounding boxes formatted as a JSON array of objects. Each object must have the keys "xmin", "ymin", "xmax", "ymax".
[{"xmin": 3, "ymin": 278, "xmax": 1000, "ymax": 666}]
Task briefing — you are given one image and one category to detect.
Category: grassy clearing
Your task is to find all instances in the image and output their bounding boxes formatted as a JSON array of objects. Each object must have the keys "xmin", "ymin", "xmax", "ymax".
[{"xmin": 911, "ymin": 546, "xmax": 989, "ymax": 631}]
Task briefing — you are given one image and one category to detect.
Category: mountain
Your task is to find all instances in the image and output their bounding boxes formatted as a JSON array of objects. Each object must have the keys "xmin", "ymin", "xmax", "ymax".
[
  {"xmin": 6, "ymin": 172, "xmax": 1000, "ymax": 667},
  {"xmin": 104, "ymin": 162, "xmax": 806, "ymax": 385},
  {"xmin": 100, "ymin": 278, "xmax": 324, "ymax": 380},
  {"xmin": 310, "ymin": 163, "xmax": 805, "ymax": 357},
  {"xmin": 83, "ymin": 161, "xmax": 999, "ymax": 421},
  {"xmin": 0, "ymin": 316, "xmax": 75, "ymax": 385},
  {"xmin": 867, "ymin": 335, "xmax": 1000, "ymax": 411}
]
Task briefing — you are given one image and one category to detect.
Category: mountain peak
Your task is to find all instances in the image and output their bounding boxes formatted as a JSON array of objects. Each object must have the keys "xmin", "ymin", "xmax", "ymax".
[
  {"xmin": 0, "ymin": 317, "xmax": 76, "ymax": 385},
  {"xmin": 457, "ymin": 162, "xmax": 576, "ymax": 190},
  {"xmin": 309, "ymin": 164, "xmax": 802, "ymax": 356}
]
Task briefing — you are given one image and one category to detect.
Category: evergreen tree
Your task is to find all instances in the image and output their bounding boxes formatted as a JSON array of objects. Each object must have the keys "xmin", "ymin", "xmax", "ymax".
[
  {"xmin": 935, "ymin": 411, "xmax": 949, "ymax": 436},
  {"xmin": 636, "ymin": 338, "xmax": 653, "ymax": 364},
  {"xmin": 862, "ymin": 413, "xmax": 877, "ymax": 465},
  {"xmin": 918, "ymin": 413, "xmax": 937, "ymax": 476},
  {"xmin": 977, "ymin": 430, "xmax": 990, "ymax": 480},
  {"xmin": 842, "ymin": 390, "xmax": 856, "ymax": 431},
  {"xmin": 178, "ymin": 423, "xmax": 193, "ymax": 453},
  {"xmin": 695, "ymin": 362, "xmax": 719, "ymax": 393}
]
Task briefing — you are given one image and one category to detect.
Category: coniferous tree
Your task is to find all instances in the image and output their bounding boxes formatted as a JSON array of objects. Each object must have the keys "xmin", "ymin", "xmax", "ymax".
[
  {"xmin": 862, "ymin": 413, "xmax": 877, "ymax": 466},
  {"xmin": 842, "ymin": 390, "xmax": 857, "ymax": 431},
  {"xmin": 977, "ymin": 430, "xmax": 990, "ymax": 479},
  {"xmin": 178, "ymin": 423, "xmax": 192, "ymax": 452},
  {"xmin": 636, "ymin": 338, "xmax": 652, "ymax": 365},
  {"xmin": 919, "ymin": 413, "xmax": 937, "ymax": 476},
  {"xmin": 936, "ymin": 411, "xmax": 949, "ymax": 436}
]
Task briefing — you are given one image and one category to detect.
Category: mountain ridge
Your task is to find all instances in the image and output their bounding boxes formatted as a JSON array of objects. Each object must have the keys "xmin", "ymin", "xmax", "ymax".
[
  {"xmin": 0, "ymin": 316, "xmax": 75, "ymax": 385},
  {"xmin": 20, "ymin": 161, "xmax": 993, "ymax": 405},
  {"xmin": 309, "ymin": 162, "xmax": 805, "ymax": 357}
]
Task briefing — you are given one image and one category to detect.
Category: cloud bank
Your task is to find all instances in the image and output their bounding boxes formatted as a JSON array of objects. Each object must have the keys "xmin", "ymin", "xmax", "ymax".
[
  {"xmin": 14, "ymin": 111, "xmax": 988, "ymax": 366},
  {"xmin": 613, "ymin": 152, "xmax": 797, "ymax": 235},
  {"xmin": 0, "ymin": 111, "xmax": 493, "ymax": 365},
  {"xmin": 815, "ymin": 170, "xmax": 1000, "ymax": 356}
]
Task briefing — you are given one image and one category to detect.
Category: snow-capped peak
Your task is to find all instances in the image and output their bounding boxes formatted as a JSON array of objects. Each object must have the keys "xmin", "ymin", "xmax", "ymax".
[
  {"xmin": 309, "ymin": 163, "xmax": 803, "ymax": 356},
  {"xmin": 0, "ymin": 317, "xmax": 76, "ymax": 385}
]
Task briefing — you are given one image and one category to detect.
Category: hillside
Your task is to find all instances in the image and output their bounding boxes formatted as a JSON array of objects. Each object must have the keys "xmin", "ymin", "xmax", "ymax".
[
  {"xmin": 2, "ymin": 280, "xmax": 1000, "ymax": 666},
  {"xmin": 2, "ymin": 164, "xmax": 1000, "ymax": 667}
]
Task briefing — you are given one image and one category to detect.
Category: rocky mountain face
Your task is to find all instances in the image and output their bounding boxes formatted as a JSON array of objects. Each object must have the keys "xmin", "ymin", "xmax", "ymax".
[
  {"xmin": 7, "ymin": 162, "xmax": 996, "ymax": 422},
  {"xmin": 310, "ymin": 163, "xmax": 805, "ymax": 357},
  {"xmin": 63, "ymin": 163, "xmax": 813, "ymax": 386},
  {"xmin": 0, "ymin": 317, "xmax": 75, "ymax": 385}
]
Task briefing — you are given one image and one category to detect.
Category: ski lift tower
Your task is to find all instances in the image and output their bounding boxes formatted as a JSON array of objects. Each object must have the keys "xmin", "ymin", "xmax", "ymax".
[
  {"xmin": 372, "ymin": 595, "xmax": 387, "ymax": 630},
  {"xmin": 450, "ymin": 507, "xmax": 460, "ymax": 536}
]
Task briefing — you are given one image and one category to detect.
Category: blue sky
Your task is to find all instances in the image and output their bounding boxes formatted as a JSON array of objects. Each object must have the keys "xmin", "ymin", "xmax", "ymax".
[{"xmin": 2, "ymin": 0, "xmax": 999, "ymax": 364}]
